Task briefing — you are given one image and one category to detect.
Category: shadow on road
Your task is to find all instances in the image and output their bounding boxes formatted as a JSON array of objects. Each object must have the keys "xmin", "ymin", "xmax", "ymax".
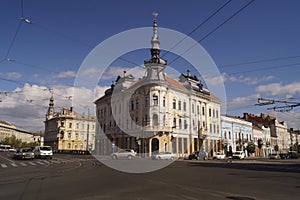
[{"xmin": 187, "ymin": 161, "xmax": 300, "ymax": 174}]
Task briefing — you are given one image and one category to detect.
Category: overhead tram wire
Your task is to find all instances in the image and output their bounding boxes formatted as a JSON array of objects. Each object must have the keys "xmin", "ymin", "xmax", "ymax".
[
  {"xmin": 3, "ymin": 0, "xmax": 25, "ymax": 60},
  {"xmin": 220, "ymin": 55, "xmax": 300, "ymax": 68},
  {"xmin": 5, "ymin": 20, "xmax": 23, "ymax": 59},
  {"xmin": 161, "ymin": 0, "xmax": 233, "ymax": 58},
  {"xmin": 226, "ymin": 62, "xmax": 300, "ymax": 76},
  {"xmin": 29, "ymin": 21, "xmax": 144, "ymax": 70},
  {"xmin": 168, "ymin": 0, "xmax": 256, "ymax": 66}
]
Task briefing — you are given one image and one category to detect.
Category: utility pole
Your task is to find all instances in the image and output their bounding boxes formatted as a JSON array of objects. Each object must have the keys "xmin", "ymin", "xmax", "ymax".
[{"xmin": 86, "ymin": 108, "xmax": 90, "ymax": 152}]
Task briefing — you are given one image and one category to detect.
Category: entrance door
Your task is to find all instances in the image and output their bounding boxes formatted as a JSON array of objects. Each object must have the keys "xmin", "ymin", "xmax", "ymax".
[{"xmin": 151, "ymin": 138, "xmax": 159, "ymax": 153}]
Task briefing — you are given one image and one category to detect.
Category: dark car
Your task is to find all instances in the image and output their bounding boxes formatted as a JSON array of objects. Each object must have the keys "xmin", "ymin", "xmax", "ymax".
[
  {"xmin": 188, "ymin": 150, "xmax": 207, "ymax": 160},
  {"xmin": 14, "ymin": 148, "xmax": 34, "ymax": 160},
  {"xmin": 287, "ymin": 151, "xmax": 298, "ymax": 159},
  {"xmin": 279, "ymin": 153, "xmax": 288, "ymax": 159}
]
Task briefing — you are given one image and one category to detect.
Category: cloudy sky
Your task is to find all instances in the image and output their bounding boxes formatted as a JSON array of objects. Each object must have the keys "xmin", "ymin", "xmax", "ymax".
[{"xmin": 1, "ymin": 0, "xmax": 300, "ymax": 131}]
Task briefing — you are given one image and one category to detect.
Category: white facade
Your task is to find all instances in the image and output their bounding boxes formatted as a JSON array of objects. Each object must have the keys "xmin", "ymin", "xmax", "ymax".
[
  {"xmin": 95, "ymin": 17, "xmax": 221, "ymax": 158},
  {"xmin": 0, "ymin": 120, "xmax": 37, "ymax": 144},
  {"xmin": 221, "ymin": 115, "xmax": 253, "ymax": 156}
]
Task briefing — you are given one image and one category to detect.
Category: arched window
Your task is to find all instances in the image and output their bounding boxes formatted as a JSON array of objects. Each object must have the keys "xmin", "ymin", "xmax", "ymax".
[
  {"xmin": 153, "ymin": 114, "xmax": 158, "ymax": 126},
  {"xmin": 173, "ymin": 99, "xmax": 176, "ymax": 109}
]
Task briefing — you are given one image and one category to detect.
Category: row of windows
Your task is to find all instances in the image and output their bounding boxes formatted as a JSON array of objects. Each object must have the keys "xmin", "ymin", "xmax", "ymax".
[
  {"xmin": 223, "ymin": 131, "xmax": 252, "ymax": 141},
  {"xmin": 60, "ymin": 131, "xmax": 94, "ymax": 140},
  {"xmin": 60, "ymin": 122, "xmax": 95, "ymax": 130}
]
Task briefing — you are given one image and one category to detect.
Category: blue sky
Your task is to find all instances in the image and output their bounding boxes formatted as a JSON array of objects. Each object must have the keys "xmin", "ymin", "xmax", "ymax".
[{"xmin": 1, "ymin": 0, "xmax": 300, "ymax": 131}]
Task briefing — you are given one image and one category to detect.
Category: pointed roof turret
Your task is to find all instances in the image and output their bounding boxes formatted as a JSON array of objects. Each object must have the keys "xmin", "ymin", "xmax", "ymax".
[{"xmin": 144, "ymin": 12, "xmax": 167, "ymax": 65}]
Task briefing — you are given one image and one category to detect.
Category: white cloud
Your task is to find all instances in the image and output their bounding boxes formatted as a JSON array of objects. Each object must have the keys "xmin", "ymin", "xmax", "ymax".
[
  {"xmin": 6, "ymin": 72, "xmax": 22, "ymax": 79},
  {"xmin": 227, "ymin": 94, "xmax": 260, "ymax": 108},
  {"xmin": 55, "ymin": 70, "xmax": 76, "ymax": 78},
  {"xmin": 0, "ymin": 83, "xmax": 110, "ymax": 131},
  {"xmin": 256, "ymin": 81, "xmax": 300, "ymax": 96},
  {"xmin": 271, "ymin": 110, "xmax": 300, "ymax": 129},
  {"xmin": 204, "ymin": 72, "xmax": 227, "ymax": 86},
  {"xmin": 226, "ymin": 74, "xmax": 275, "ymax": 85}
]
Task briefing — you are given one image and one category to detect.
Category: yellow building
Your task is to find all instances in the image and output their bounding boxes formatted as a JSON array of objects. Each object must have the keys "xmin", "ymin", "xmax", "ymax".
[{"xmin": 44, "ymin": 96, "xmax": 96, "ymax": 153}]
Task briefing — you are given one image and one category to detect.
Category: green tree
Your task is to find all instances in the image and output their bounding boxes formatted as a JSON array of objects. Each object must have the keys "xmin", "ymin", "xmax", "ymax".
[
  {"xmin": 274, "ymin": 144, "xmax": 279, "ymax": 152},
  {"xmin": 247, "ymin": 142, "xmax": 255, "ymax": 154}
]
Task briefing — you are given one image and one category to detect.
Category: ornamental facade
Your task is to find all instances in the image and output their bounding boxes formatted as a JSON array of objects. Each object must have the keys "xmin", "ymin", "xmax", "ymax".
[
  {"xmin": 94, "ymin": 17, "xmax": 221, "ymax": 158},
  {"xmin": 44, "ymin": 96, "xmax": 96, "ymax": 152}
]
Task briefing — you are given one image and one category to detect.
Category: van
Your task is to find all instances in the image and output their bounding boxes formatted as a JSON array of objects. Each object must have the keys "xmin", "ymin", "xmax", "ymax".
[{"xmin": 34, "ymin": 146, "xmax": 53, "ymax": 159}]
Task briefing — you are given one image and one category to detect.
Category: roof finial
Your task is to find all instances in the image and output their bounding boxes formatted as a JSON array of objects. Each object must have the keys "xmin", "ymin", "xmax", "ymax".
[
  {"xmin": 151, "ymin": 12, "xmax": 160, "ymax": 50},
  {"xmin": 153, "ymin": 12, "xmax": 158, "ymax": 20}
]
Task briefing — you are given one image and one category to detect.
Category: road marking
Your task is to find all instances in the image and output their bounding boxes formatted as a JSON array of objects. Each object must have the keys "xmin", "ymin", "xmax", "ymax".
[
  {"xmin": 0, "ymin": 154, "xmax": 16, "ymax": 163},
  {"xmin": 50, "ymin": 160, "xmax": 60, "ymax": 164},
  {"xmin": 42, "ymin": 160, "xmax": 50, "ymax": 164},
  {"xmin": 1, "ymin": 163, "xmax": 8, "ymax": 168},
  {"xmin": 19, "ymin": 162, "xmax": 27, "ymax": 166},
  {"xmin": 11, "ymin": 163, "xmax": 17, "ymax": 167},
  {"xmin": 28, "ymin": 162, "xmax": 36, "ymax": 166},
  {"xmin": 35, "ymin": 161, "xmax": 45, "ymax": 165}
]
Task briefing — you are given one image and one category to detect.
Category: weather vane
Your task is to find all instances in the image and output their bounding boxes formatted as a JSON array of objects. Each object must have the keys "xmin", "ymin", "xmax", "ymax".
[{"xmin": 153, "ymin": 12, "xmax": 158, "ymax": 20}]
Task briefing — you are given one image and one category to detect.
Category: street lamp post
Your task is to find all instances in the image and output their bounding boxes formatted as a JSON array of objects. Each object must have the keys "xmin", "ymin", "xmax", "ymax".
[{"xmin": 198, "ymin": 127, "xmax": 202, "ymax": 151}]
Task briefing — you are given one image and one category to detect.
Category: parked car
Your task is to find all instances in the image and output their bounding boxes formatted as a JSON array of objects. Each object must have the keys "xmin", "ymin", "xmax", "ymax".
[
  {"xmin": 287, "ymin": 151, "xmax": 298, "ymax": 159},
  {"xmin": 8, "ymin": 147, "xmax": 17, "ymax": 152},
  {"xmin": 188, "ymin": 150, "xmax": 207, "ymax": 160},
  {"xmin": 14, "ymin": 148, "xmax": 34, "ymax": 160},
  {"xmin": 151, "ymin": 152, "xmax": 177, "ymax": 160},
  {"xmin": 232, "ymin": 151, "xmax": 245, "ymax": 159},
  {"xmin": 269, "ymin": 153, "xmax": 280, "ymax": 159},
  {"xmin": 212, "ymin": 152, "xmax": 226, "ymax": 160},
  {"xmin": 279, "ymin": 153, "xmax": 288, "ymax": 159},
  {"xmin": 34, "ymin": 146, "xmax": 53, "ymax": 159},
  {"xmin": 111, "ymin": 149, "xmax": 136, "ymax": 160},
  {"xmin": 0, "ymin": 144, "xmax": 12, "ymax": 152}
]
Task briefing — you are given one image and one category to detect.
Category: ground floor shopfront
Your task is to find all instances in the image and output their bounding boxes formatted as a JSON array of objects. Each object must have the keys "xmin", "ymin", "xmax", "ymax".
[{"xmin": 95, "ymin": 132, "xmax": 221, "ymax": 158}]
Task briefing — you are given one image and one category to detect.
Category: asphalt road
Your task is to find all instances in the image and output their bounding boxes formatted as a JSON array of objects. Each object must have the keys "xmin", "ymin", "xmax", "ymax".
[{"xmin": 1, "ymin": 152, "xmax": 300, "ymax": 200}]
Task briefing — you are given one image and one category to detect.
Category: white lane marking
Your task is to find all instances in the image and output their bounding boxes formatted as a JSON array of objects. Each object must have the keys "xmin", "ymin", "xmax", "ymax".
[
  {"xmin": 50, "ymin": 160, "xmax": 60, "ymax": 164},
  {"xmin": 28, "ymin": 162, "xmax": 36, "ymax": 166},
  {"xmin": 35, "ymin": 161, "xmax": 45, "ymax": 165},
  {"xmin": 11, "ymin": 163, "xmax": 18, "ymax": 167},
  {"xmin": 42, "ymin": 160, "xmax": 50, "ymax": 164},
  {"xmin": 19, "ymin": 162, "xmax": 27, "ymax": 166},
  {"xmin": 1, "ymin": 163, "xmax": 8, "ymax": 168}
]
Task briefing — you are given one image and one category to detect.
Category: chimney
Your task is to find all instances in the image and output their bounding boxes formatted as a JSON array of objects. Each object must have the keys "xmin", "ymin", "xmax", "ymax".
[
  {"xmin": 243, "ymin": 113, "xmax": 248, "ymax": 120},
  {"xmin": 70, "ymin": 107, "xmax": 73, "ymax": 112}
]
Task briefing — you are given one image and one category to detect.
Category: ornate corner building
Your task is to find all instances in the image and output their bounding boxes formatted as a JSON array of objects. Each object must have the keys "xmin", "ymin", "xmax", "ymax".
[
  {"xmin": 44, "ymin": 95, "xmax": 96, "ymax": 153},
  {"xmin": 94, "ymin": 16, "xmax": 222, "ymax": 158}
]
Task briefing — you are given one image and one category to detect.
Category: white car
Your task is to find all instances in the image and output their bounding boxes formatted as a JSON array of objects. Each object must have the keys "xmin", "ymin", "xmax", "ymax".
[
  {"xmin": 34, "ymin": 146, "xmax": 53, "ymax": 159},
  {"xmin": 212, "ymin": 152, "xmax": 226, "ymax": 160},
  {"xmin": 111, "ymin": 149, "xmax": 136, "ymax": 159},
  {"xmin": 151, "ymin": 152, "xmax": 177, "ymax": 160},
  {"xmin": 232, "ymin": 151, "xmax": 245, "ymax": 159}
]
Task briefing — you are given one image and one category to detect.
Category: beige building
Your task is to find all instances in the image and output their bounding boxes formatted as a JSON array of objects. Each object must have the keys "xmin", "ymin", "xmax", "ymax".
[
  {"xmin": 94, "ymin": 17, "xmax": 221, "ymax": 158},
  {"xmin": 0, "ymin": 120, "xmax": 38, "ymax": 144},
  {"xmin": 243, "ymin": 113, "xmax": 289, "ymax": 153},
  {"xmin": 44, "ymin": 96, "xmax": 96, "ymax": 152}
]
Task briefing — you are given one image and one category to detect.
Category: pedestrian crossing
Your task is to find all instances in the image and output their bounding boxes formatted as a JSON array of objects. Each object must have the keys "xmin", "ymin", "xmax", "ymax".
[{"xmin": 0, "ymin": 159, "xmax": 61, "ymax": 169}]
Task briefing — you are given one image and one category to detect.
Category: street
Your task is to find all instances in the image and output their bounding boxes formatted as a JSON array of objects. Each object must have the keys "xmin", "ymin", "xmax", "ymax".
[{"xmin": 1, "ymin": 152, "xmax": 300, "ymax": 200}]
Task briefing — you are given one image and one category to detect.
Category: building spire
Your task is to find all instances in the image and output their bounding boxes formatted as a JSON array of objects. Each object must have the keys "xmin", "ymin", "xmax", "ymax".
[
  {"xmin": 47, "ymin": 94, "xmax": 55, "ymax": 119},
  {"xmin": 145, "ymin": 12, "xmax": 167, "ymax": 65},
  {"xmin": 144, "ymin": 12, "xmax": 167, "ymax": 81},
  {"xmin": 151, "ymin": 12, "xmax": 160, "ymax": 50}
]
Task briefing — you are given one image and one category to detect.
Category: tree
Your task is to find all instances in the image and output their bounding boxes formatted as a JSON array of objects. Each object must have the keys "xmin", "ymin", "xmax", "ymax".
[
  {"xmin": 0, "ymin": 135, "xmax": 37, "ymax": 148},
  {"xmin": 247, "ymin": 142, "xmax": 255, "ymax": 155},
  {"xmin": 274, "ymin": 144, "xmax": 279, "ymax": 152}
]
